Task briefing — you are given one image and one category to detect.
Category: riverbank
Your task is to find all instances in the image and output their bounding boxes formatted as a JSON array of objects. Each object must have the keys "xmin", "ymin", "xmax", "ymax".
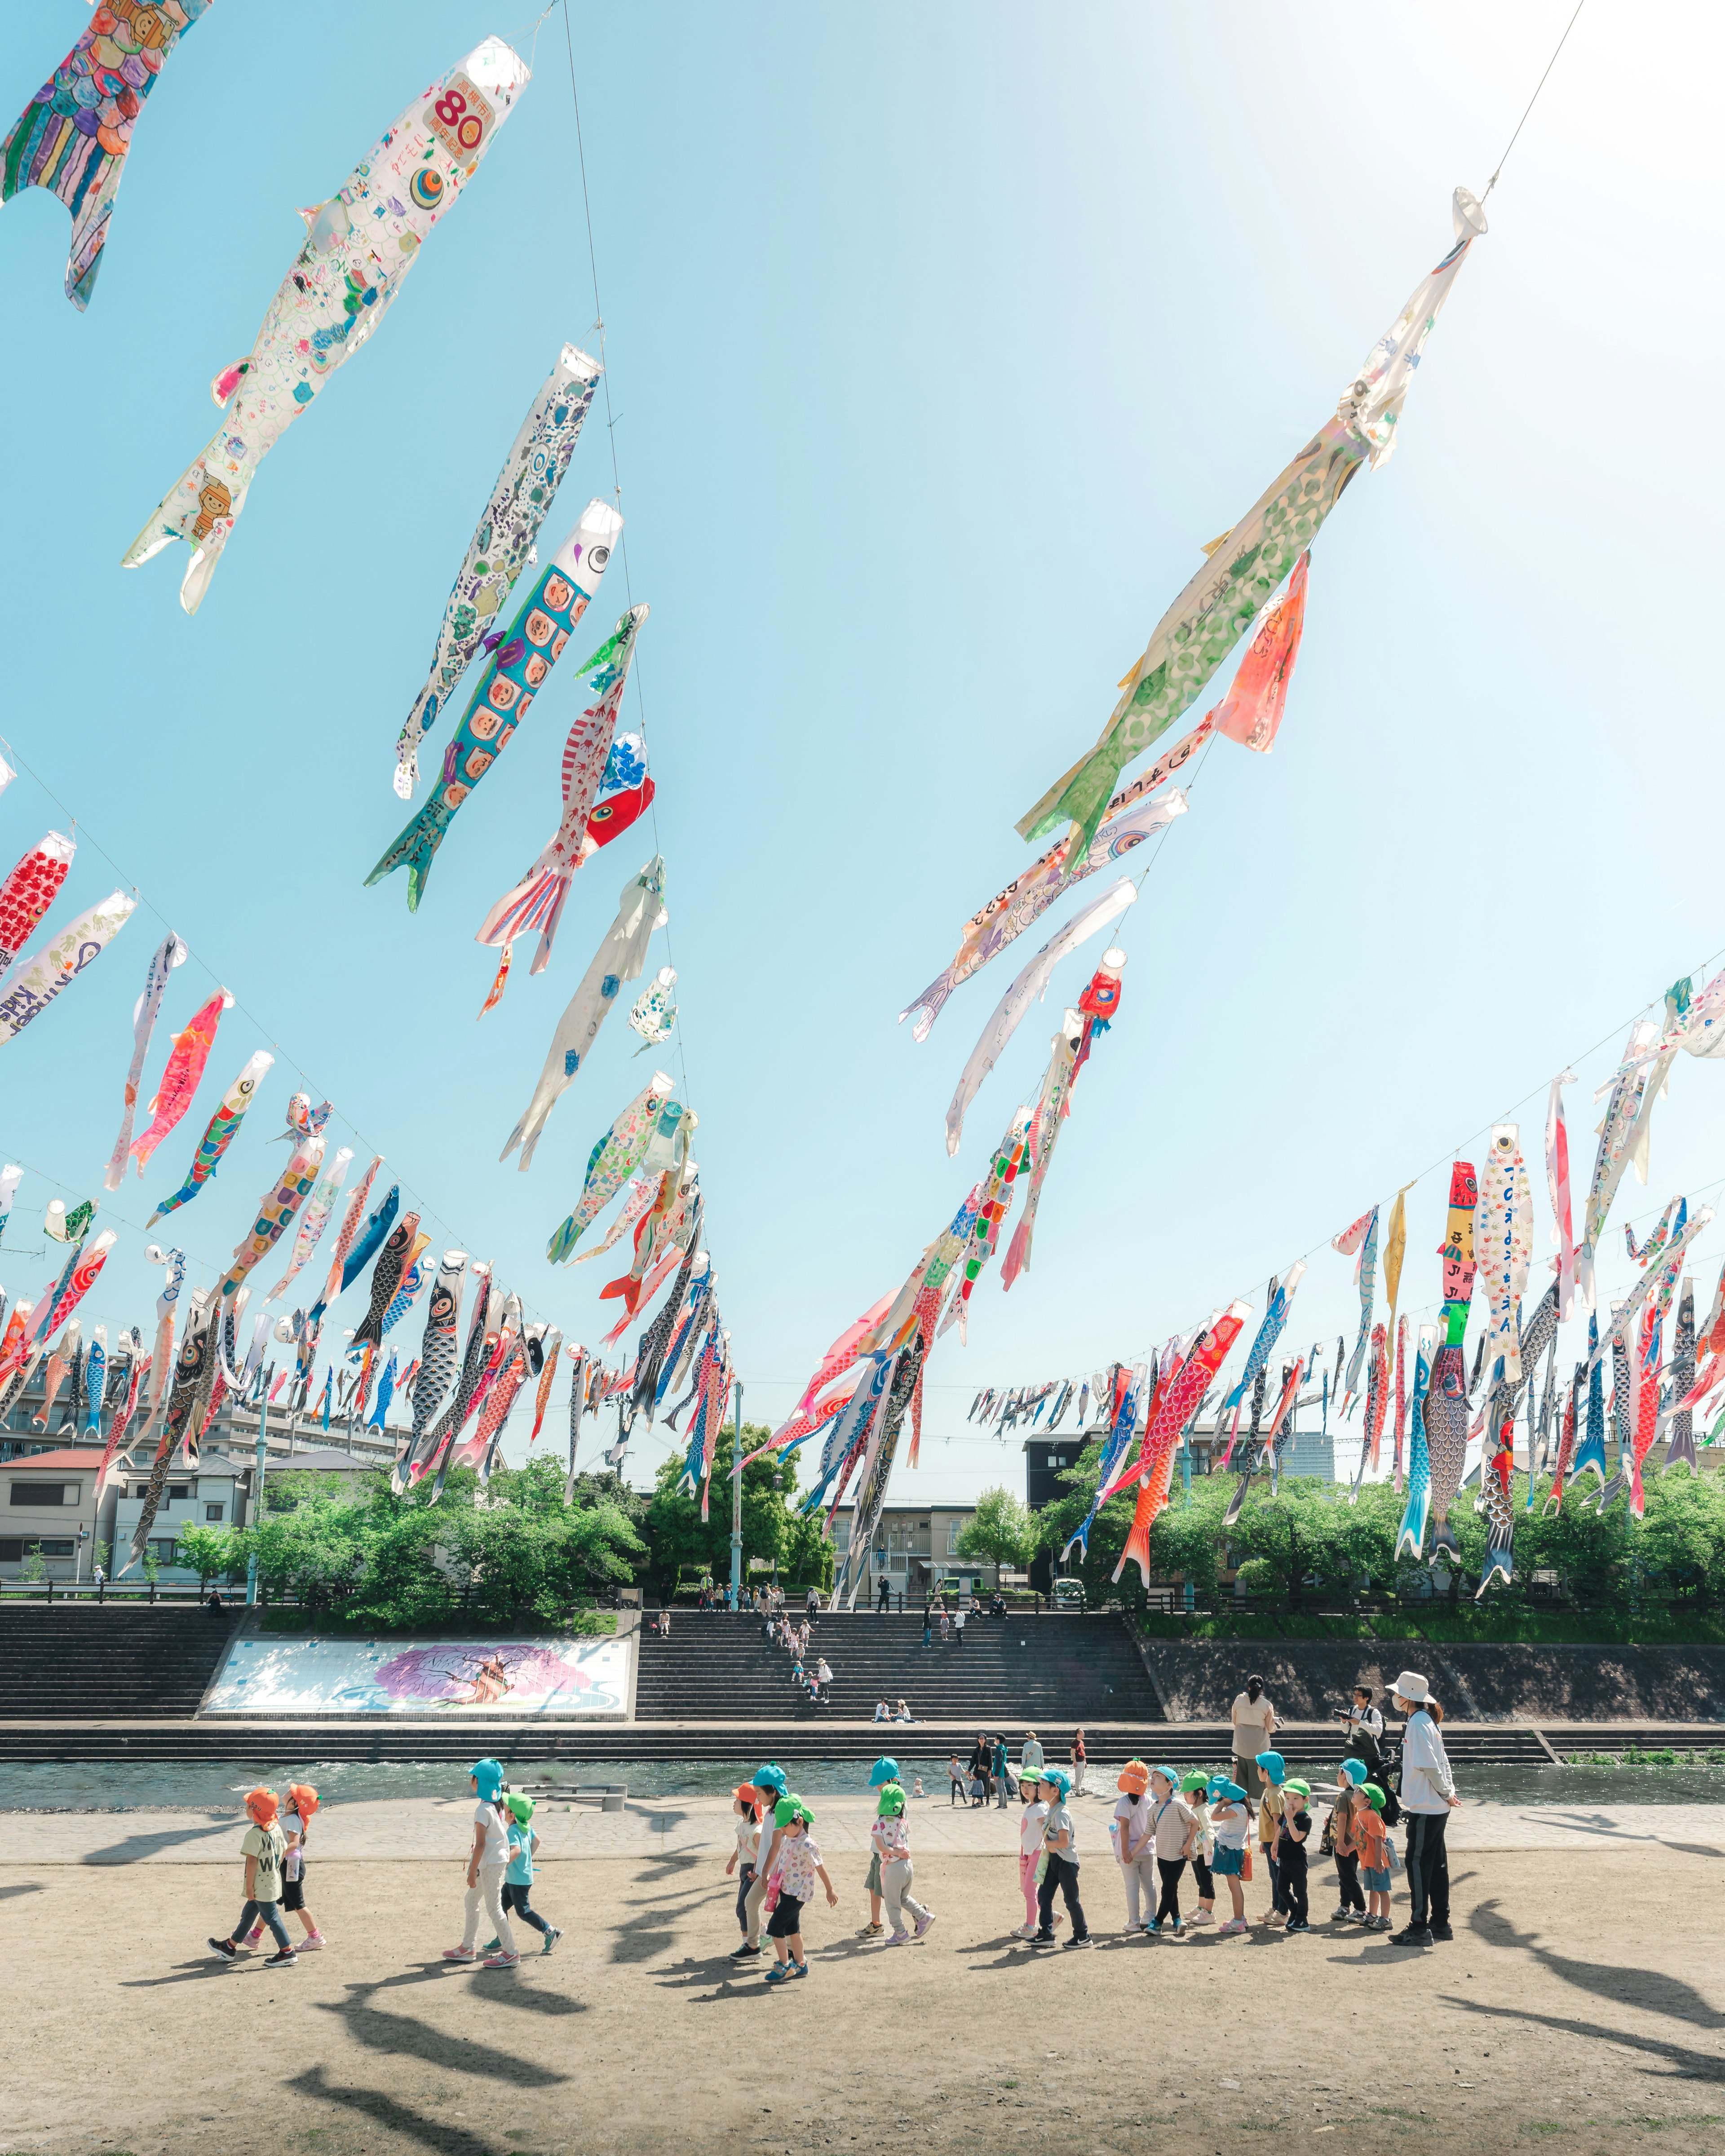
[{"xmin": 0, "ymin": 1839, "xmax": 1717, "ymax": 2156}]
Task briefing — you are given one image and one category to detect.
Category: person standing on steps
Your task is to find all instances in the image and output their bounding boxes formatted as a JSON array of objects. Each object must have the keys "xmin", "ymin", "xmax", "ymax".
[
  {"xmin": 1337, "ymin": 1683, "xmax": 1386, "ymax": 1778},
  {"xmin": 1390, "ymin": 1670, "xmax": 1460, "ymax": 1946},
  {"xmin": 953, "ymin": 1601, "xmax": 967, "ymax": 1649},
  {"xmin": 877, "ymin": 1573, "xmax": 891, "ymax": 1614},
  {"xmin": 1231, "ymin": 1675, "xmax": 1279, "ymax": 1803}
]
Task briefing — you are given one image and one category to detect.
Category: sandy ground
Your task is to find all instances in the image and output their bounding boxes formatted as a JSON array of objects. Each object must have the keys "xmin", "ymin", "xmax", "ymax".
[{"xmin": 2, "ymin": 1807, "xmax": 1724, "ymax": 2156}]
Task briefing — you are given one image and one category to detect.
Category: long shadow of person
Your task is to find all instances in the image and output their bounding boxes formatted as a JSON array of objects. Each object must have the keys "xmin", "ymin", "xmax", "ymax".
[
  {"xmin": 313, "ymin": 1980, "xmax": 569, "ymax": 2084},
  {"xmin": 287, "ymin": 2066, "xmax": 501, "ymax": 2156},
  {"xmin": 1468, "ymin": 1897, "xmax": 1725, "ymax": 2030}
]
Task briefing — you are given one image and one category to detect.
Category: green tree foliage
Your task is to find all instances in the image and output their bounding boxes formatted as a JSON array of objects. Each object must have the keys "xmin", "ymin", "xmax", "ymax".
[
  {"xmin": 954, "ymin": 1486, "xmax": 1036, "ymax": 1572},
  {"xmin": 172, "ymin": 1523, "xmax": 242, "ymax": 1592},
  {"xmin": 641, "ymin": 1424, "xmax": 833, "ymax": 1595}
]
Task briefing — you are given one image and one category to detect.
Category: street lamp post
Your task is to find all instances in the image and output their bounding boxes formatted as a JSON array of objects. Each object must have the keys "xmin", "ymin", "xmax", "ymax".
[
  {"xmin": 246, "ymin": 1365, "xmax": 273, "ymax": 1607},
  {"xmin": 728, "ymin": 1377, "xmax": 744, "ymax": 1612}
]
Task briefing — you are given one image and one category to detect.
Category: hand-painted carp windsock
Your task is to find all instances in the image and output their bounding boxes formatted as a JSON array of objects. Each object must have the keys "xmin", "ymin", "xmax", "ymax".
[
  {"xmin": 1349, "ymin": 1323, "xmax": 1391, "ymax": 1501},
  {"xmin": 944, "ymin": 880, "xmax": 1133, "ymax": 1157},
  {"xmin": 125, "ymin": 1284, "xmax": 214, "ymax": 1571},
  {"xmin": 1016, "ymin": 190, "xmax": 1485, "ymax": 863},
  {"xmin": 527, "ymin": 1326, "xmax": 562, "ymax": 1445},
  {"xmin": 353, "ymin": 1209, "xmax": 420, "ymax": 1350},
  {"xmin": 1113, "ymin": 1304, "xmax": 1251, "ymax": 1587},
  {"xmin": 1000, "ymin": 1005, "xmax": 1088, "ymax": 1292},
  {"xmin": 1333, "ymin": 1206, "xmax": 1378, "ymax": 1415},
  {"xmin": 502, "ymin": 857, "xmax": 668, "ymax": 1171},
  {"xmin": 1476, "ymin": 1125, "xmax": 1534, "ymax": 1383},
  {"xmin": 94, "ymin": 1329, "xmax": 144, "ymax": 1499},
  {"xmin": 1228, "ymin": 1358, "xmax": 1302, "ymax": 1522},
  {"xmin": 338, "ymin": 1184, "xmax": 401, "ymax": 1299},
  {"xmin": 1578, "ymin": 1019, "xmax": 1670, "ymax": 1311},
  {"xmin": 394, "ymin": 1250, "xmax": 464, "ymax": 1490},
  {"xmin": 368, "ymin": 503, "xmax": 623, "ymax": 909},
  {"xmin": 311, "ymin": 1155, "xmax": 380, "ymax": 1315},
  {"xmin": 1210, "ymin": 552, "xmax": 1310, "ymax": 752},
  {"xmin": 217, "ymin": 1138, "xmax": 324, "ymax": 1302},
  {"xmin": 478, "ymin": 604, "xmax": 650, "ymax": 975},
  {"xmin": 1381, "ymin": 1180, "xmax": 1414, "ymax": 1362},
  {"xmin": 1667, "ymin": 1277, "xmax": 1699, "ymax": 1477},
  {"xmin": 544, "ymin": 1076, "xmax": 678, "ymax": 1260},
  {"xmin": 1545, "ymin": 1069, "xmax": 1579, "ymax": 1321},
  {"xmin": 127, "ymin": 985, "xmax": 230, "ymax": 1175},
  {"xmin": 416, "ymin": 1264, "xmax": 493, "ymax": 1489},
  {"xmin": 146, "ymin": 1049, "xmax": 272, "ymax": 1223},
  {"xmin": 802, "ymin": 1350, "xmax": 894, "ymax": 1515},
  {"xmin": 632, "ymin": 1204, "xmax": 702, "ymax": 1424},
  {"xmin": 1062, "ymin": 1365, "xmax": 1139, "ymax": 1560},
  {"xmin": 1221, "ymin": 1262, "xmax": 1307, "ymax": 1450},
  {"xmin": 1477, "ymin": 1404, "xmax": 1517, "ymax": 1597},
  {"xmin": 0, "ymin": 1161, "xmax": 21, "ymax": 1241},
  {"xmin": 102, "ymin": 933, "xmax": 186, "ymax": 1191},
  {"xmin": 1393, "ymin": 1323, "xmax": 1437, "ymax": 1559},
  {"xmin": 2, "ymin": 0, "xmax": 214, "ymax": 309},
  {"xmin": 395, "ymin": 344, "xmax": 603, "ymax": 796},
  {"xmin": 902, "ymin": 781, "xmax": 1188, "ymax": 1043},
  {"xmin": 0, "ymin": 831, "xmax": 75, "ymax": 969},
  {"xmin": 1423, "ymin": 1160, "xmax": 1478, "ymax": 1561},
  {"xmin": 840, "ymin": 1333, "xmax": 926, "ymax": 1610},
  {"xmin": 122, "ymin": 39, "xmax": 531, "ymax": 614},
  {"xmin": 0, "ymin": 890, "xmax": 135, "ymax": 1046},
  {"xmin": 1582, "ymin": 1204, "xmax": 1712, "ymax": 1399},
  {"xmin": 267, "ymin": 1144, "xmax": 352, "ymax": 1301}
]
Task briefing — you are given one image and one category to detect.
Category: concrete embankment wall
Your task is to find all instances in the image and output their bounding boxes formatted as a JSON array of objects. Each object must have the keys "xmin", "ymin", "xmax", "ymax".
[{"xmin": 1137, "ymin": 1639, "xmax": 1725, "ymax": 1723}]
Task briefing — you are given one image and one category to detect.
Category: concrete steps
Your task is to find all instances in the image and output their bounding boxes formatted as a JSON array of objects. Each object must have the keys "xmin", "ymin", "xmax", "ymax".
[{"xmin": 0, "ymin": 1604, "xmax": 241, "ymax": 1718}]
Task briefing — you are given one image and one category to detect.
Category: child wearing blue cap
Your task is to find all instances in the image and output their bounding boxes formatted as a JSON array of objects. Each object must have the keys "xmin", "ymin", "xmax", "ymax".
[
  {"xmin": 1207, "ymin": 1778, "xmax": 1250, "ymax": 1934},
  {"xmin": 1331, "ymin": 1758, "xmax": 1368, "ymax": 1923},
  {"xmin": 1031, "ymin": 1770, "xmax": 1090, "ymax": 1949},
  {"xmin": 735, "ymin": 1763, "xmax": 789, "ymax": 1957},
  {"xmin": 444, "ymin": 1758, "xmax": 518, "ymax": 1969},
  {"xmin": 1256, "ymin": 1751, "xmax": 1288, "ymax": 1927},
  {"xmin": 859, "ymin": 1757, "xmax": 899, "ymax": 1938}
]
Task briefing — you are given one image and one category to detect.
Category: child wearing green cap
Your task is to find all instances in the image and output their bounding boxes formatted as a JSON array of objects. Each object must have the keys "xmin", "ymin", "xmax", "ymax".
[
  {"xmin": 495, "ymin": 1794, "xmax": 560, "ymax": 1956},
  {"xmin": 764, "ymin": 1798, "xmax": 837, "ymax": 1983},
  {"xmin": 1277, "ymin": 1778, "xmax": 1313, "ymax": 1933},
  {"xmin": 1181, "ymin": 1772, "xmax": 1216, "ymax": 1926},
  {"xmin": 1356, "ymin": 1783, "xmax": 1393, "ymax": 1930},
  {"xmin": 872, "ymin": 1781, "xmax": 935, "ymax": 1943}
]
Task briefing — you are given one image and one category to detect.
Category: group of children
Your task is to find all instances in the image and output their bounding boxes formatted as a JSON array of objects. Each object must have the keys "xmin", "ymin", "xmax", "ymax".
[
  {"xmin": 726, "ymin": 1762, "xmax": 844, "ymax": 1979},
  {"xmin": 207, "ymin": 1782, "xmax": 325, "ymax": 1966}
]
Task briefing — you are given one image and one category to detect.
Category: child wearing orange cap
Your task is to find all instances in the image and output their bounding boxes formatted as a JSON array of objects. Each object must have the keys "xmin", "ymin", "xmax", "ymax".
[
  {"xmin": 1110, "ymin": 1761, "xmax": 1157, "ymax": 1934},
  {"xmin": 244, "ymin": 1781, "xmax": 326, "ymax": 1952},
  {"xmin": 209, "ymin": 1787, "xmax": 297, "ymax": 1967},
  {"xmin": 725, "ymin": 1785, "xmax": 763, "ymax": 1944}
]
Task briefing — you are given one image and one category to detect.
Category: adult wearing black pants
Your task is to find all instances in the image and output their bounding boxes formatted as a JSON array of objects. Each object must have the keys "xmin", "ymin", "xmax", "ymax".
[
  {"xmin": 1031, "ymin": 1769, "xmax": 1090, "ymax": 1949},
  {"xmin": 1390, "ymin": 1669, "xmax": 1459, "ymax": 1945}
]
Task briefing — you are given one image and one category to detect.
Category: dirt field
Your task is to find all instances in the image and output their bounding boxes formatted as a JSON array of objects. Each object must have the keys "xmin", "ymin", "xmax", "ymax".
[{"xmin": 1, "ymin": 1845, "xmax": 1721, "ymax": 2156}]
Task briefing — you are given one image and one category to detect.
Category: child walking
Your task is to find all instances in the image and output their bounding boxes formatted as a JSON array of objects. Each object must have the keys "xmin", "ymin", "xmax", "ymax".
[
  {"xmin": 1110, "ymin": 1760, "xmax": 1158, "ymax": 1933},
  {"xmin": 491, "ymin": 1793, "xmax": 561, "ymax": 1954},
  {"xmin": 1206, "ymin": 1777, "xmax": 1250, "ymax": 1934},
  {"xmin": 872, "ymin": 1780, "xmax": 935, "ymax": 1943},
  {"xmin": 1357, "ymin": 1782, "xmax": 1394, "ymax": 1931},
  {"xmin": 860, "ymin": 1757, "xmax": 898, "ymax": 1939},
  {"xmin": 735, "ymin": 1761, "xmax": 790, "ymax": 1956},
  {"xmin": 1031, "ymin": 1770, "xmax": 1090, "ymax": 1949},
  {"xmin": 763, "ymin": 1796, "xmax": 837, "ymax": 1983},
  {"xmin": 208, "ymin": 1786, "xmax": 297, "ymax": 1967},
  {"xmin": 243, "ymin": 1781, "xmax": 326, "ymax": 1951},
  {"xmin": 1147, "ymin": 1766, "xmax": 1195, "ymax": 1936},
  {"xmin": 443, "ymin": 1757, "xmax": 518, "ymax": 1970},
  {"xmin": 725, "ymin": 1784, "xmax": 763, "ymax": 1941},
  {"xmin": 1277, "ymin": 1776, "xmax": 1313, "ymax": 1933}
]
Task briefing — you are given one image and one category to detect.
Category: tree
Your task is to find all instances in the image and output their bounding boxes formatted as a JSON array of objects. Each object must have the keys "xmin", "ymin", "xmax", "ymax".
[
  {"xmin": 955, "ymin": 1487, "xmax": 1035, "ymax": 1573},
  {"xmin": 174, "ymin": 1524, "xmax": 241, "ymax": 1594},
  {"xmin": 640, "ymin": 1425, "xmax": 832, "ymax": 1594}
]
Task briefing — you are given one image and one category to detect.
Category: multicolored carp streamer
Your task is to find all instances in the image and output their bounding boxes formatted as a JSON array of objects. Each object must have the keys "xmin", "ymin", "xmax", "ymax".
[
  {"xmin": 566, "ymin": 1172, "xmax": 657, "ymax": 1269},
  {"xmin": 1625, "ymin": 1196, "xmax": 1684, "ymax": 1270},
  {"xmin": 1347, "ymin": 1323, "xmax": 1390, "ymax": 1500},
  {"xmin": 543, "ymin": 1076, "xmax": 677, "ymax": 1260},
  {"xmin": 1000, "ymin": 1008, "xmax": 1085, "ymax": 1293},
  {"xmin": 476, "ymin": 605, "xmax": 648, "ymax": 972},
  {"xmin": 311, "ymin": 1154, "xmax": 380, "ymax": 1314},
  {"xmin": 338, "ymin": 1183, "xmax": 401, "ymax": 1297},
  {"xmin": 2, "ymin": 0, "xmax": 214, "ymax": 309},
  {"xmin": 1221, "ymin": 1262, "xmax": 1307, "ymax": 1437},
  {"xmin": 146, "ymin": 1049, "xmax": 273, "ymax": 1224},
  {"xmin": 122, "ymin": 40, "xmax": 531, "ymax": 615},
  {"xmin": 802, "ymin": 1349, "xmax": 894, "ymax": 1515},
  {"xmin": 1422, "ymin": 1160, "xmax": 1478, "ymax": 1561},
  {"xmin": 1062, "ymin": 1365, "xmax": 1140, "ymax": 1560},
  {"xmin": 353, "ymin": 1209, "xmax": 420, "ymax": 1349},
  {"xmin": 416, "ymin": 1265, "xmax": 494, "ymax": 1490},
  {"xmin": 1211, "ymin": 551, "xmax": 1310, "ymax": 752},
  {"xmin": 379, "ymin": 1237, "xmax": 431, "ymax": 1337},
  {"xmin": 102, "ymin": 933, "xmax": 186, "ymax": 1191},
  {"xmin": 838, "ymin": 1333, "xmax": 926, "ymax": 1610},
  {"xmin": 953, "ymin": 1108, "xmax": 1033, "ymax": 1317},
  {"xmin": 0, "ymin": 831, "xmax": 74, "ymax": 969},
  {"xmin": 527, "ymin": 1325, "xmax": 563, "ymax": 1444},
  {"xmin": 627, "ymin": 967, "xmax": 677, "ymax": 1051},
  {"xmin": 0, "ymin": 888, "xmax": 134, "ymax": 1046},
  {"xmin": 1393, "ymin": 1323, "xmax": 1437, "ymax": 1557},
  {"xmin": 216, "ymin": 1137, "xmax": 324, "ymax": 1301},
  {"xmin": 1476, "ymin": 1123, "xmax": 1534, "ymax": 1382},
  {"xmin": 944, "ymin": 879, "xmax": 1134, "ymax": 1156},
  {"xmin": 630, "ymin": 1203, "xmax": 702, "ymax": 1423},
  {"xmin": 902, "ymin": 786, "xmax": 1186, "ymax": 1043},
  {"xmin": 395, "ymin": 344, "xmax": 603, "ymax": 796},
  {"xmin": 1113, "ymin": 1304, "xmax": 1251, "ymax": 1585},
  {"xmin": 368, "ymin": 504, "xmax": 623, "ymax": 909},
  {"xmin": 1578, "ymin": 1020, "xmax": 1664, "ymax": 1310},
  {"xmin": 394, "ymin": 1250, "xmax": 465, "ymax": 1490},
  {"xmin": 1477, "ymin": 1405, "xmax": 1517, "ymax": 1596},
  {"xmin": 125, "ymin": 1281, "xmax": 212, "ymax": 1570},
  {"xmin": 267, "ymin": 1145, "xmax": 352, "ymax": 1302},
  {"xmin": 1336, "ymin": 1205, "xmax": 1379, "ymax": 1414},
  {"xmin": 502, "ymin": 857, "xmax": 668, "ymax": 1171},
  {"xmin": 1666, "ymin": 1279, "xmax": 1699, "ymax": 1477},
  {"xmin": 127, "ymin": 985, "xmax": 230, "ymax": 1175},
  {"xmin": 1016, "ymin": 192, "xmax": 1485, "ymax": 863},
  {"xmin": 1583, "ymin": 1202, "xmax": 1712, "ymax": 1384},
  {"xmin": 1546, "ymin": 1069, "xmax": 1579, "ymax": 1321}
]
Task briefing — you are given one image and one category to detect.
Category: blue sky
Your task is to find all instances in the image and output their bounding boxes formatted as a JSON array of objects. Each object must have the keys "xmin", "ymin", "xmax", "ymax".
[{"xmin": 0, "ymin": 1, "xmax": 1720, "ymax": 1510}]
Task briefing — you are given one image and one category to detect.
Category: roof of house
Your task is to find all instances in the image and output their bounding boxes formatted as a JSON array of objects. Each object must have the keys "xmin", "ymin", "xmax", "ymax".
[
  {"xmin": 0, "ymin": 1449, "xmax": 107, "ymax": 1472},
  {"xmin": 265, "ymin": 1448, "xmax": 385, "ymax": 1475}
]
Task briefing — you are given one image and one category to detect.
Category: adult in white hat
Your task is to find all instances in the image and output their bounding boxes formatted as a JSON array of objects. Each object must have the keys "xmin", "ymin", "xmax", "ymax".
[{"xmin": 1389, "ymin": 1670, "xmax": 1460, "ymax": 1946}]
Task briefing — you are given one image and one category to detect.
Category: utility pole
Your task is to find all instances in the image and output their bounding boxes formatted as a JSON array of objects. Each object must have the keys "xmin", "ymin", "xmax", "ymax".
[
  {"xmin": 246, "ymin": 1364, "xmax": 273, "ymax": 1607},
  {"xmin": 729, "ymin": 1377, "xmax": 744, "ymax": 1612}
]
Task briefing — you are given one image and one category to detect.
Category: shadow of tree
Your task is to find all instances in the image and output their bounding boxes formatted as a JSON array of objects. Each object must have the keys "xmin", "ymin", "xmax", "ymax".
[
  {"xmin": 287, "ymin": 2066, "xmax": 501, "ymax": 2155},
  {"xmin": 1439, "ymin": 1996, "xmax": 1725, "ymax": 2085},
  {"xmin": 1468, "ymin": 1899, "xmax": 1725, "ymax": 2030},
  {"xmin": 80, "ymin": 1821, "xmax": 235, "ymax": 1865},
  {"xmin": 316, "ymin": 1982, "xmax": 569, "ymax": 2084}
]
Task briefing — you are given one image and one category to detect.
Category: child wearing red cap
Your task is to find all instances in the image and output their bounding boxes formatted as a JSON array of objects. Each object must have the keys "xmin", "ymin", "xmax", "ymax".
[{"xmin": 209, "ymin": 1787, "xmax": 297, "ymax": 1967}]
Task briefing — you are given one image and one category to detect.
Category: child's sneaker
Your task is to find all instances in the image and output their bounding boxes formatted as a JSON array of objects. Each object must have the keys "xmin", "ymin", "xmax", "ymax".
[
  {"xmin": 1013, "ymin": 1922, "xmax": 1037, "ymax": 1940},
  {"xmin": 1142, "ymin": 1919, "xmax": 1159, "ymax": 1935},
  {"xmin": 244, "ymin": 1925, "xmax": 265, "ymax": 1947},
  {"xmin": 540, "ymin": 1927, "xmax": 562, "ymax": 1955},
  {"xmin": 1168, "ymin": 1919, "xmax": 1185, "ymax": 1936},
  {"xmin": 764, "ymin": 1962, "xmax": 792, "ymax": 1984},
  {"xmin": 264, "ymin": 1948, "xmax": 300, "ymax": 1967},
  {"xmin": 885, "ymin": 1928, "xmax": 910, "ymax": 1946},
  {"xmin": 1219, "ymin": 1917, "xmax": 1248, "ymax": 1935},
  {"xmin": 912, "ymin": 1913, "xmax": 937, "ymax": 1940},
  {"xmin": 1030, "ymin": 1933, "xmax": 1058, "ymax": 1950},
  {"xmin": 729, "ymin": 1940, "xmax": 761, "ymax": 1957},
  {"xmin": 787, "ymin": 1960, "xmax": 809, "ymax": 1979},
  {"xmin": 1187, "ymin": 1908, "xmax": 1215, "ymax": 1926},
  {"xmin": 1061, "ymin": 1935, "xmax": 1092, "ymax": 1949},
  {"xmin": 298, "ymin": 1932, "xmax": 327, "ymax": 1950},
  {"xmin": 442, "ymin": 1946, "xmax": 478, "ymax": 1961},
  {"xmin": 481, "ymin": 1950, "xmax": 520, "ymax": 1970},
  {"xmin": 1331, "ymin": 1905, "xmax": 1353, "ymax": 1923},
  {"xmin": 1284, "ymin": 1920, "xmax": 1312, "ymax": 1935},
  {"xmin": 478, "ymin": 1938, "xmax": 501, "ymax": 1954},
  {"xmin": 857, "ymin": 1921, "xmax": 884, "ymax": 1939},
  {"xmin": 208, "ymin": 1937, "xmax": 238, "ymax": 1961}
]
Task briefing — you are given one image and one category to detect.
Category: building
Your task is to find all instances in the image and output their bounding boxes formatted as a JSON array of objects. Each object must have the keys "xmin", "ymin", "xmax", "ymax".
[
  {"xmin": 0, "ymin": 1448, "xmax": 105, "ymax": 1578},
  {"xmin": 827, "ymin": 1500, "xmax": 986, "ymax": 1599}
]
